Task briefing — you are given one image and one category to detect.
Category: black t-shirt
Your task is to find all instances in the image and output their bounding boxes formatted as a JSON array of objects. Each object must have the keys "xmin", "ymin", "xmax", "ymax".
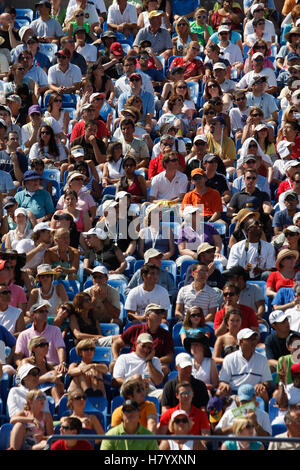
[
  {"xmin": 265, "ymin": 332, "xmax": 290, "ymax": 361},
  {"xmin": 0, "ymin": 28, "xmax": 20, "ymax": 49},
  {"xmin": 161, "ymin": 376, "xmax": 209, "ymax": 409},
  {"xmin": 0, "ymin": 150, "xmax": 28, "ymax": 181},
  {"xmin": 184, "ymin": 264, "xmax": 225, "ymax": 290},
  {"xmin": 206, "ymin": 172, "xmax": 229, "ymax": 195},
  {"xmin": 229, "ymin": 188, "xmax": 270, "ymax": 214},
  {"xmin": 186, "ymin": 156, "xmax": 226, "ymax": 178}
]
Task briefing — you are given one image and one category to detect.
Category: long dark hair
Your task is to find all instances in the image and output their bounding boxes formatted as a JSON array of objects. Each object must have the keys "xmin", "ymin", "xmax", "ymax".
[
  {"xmin": 38, "ymin": 125, "xmax": 59, "ymax": 158},
  {"xmin": 86, "ymin": 60, "xmax": 109, "ymax": 92},
  {"xmin": 0, "ymin": 250, "xmax": 26, "ymax": 287}
]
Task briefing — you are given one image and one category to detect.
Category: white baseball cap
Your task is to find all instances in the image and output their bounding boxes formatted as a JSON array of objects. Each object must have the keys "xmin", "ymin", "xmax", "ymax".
[
  {"xmin": 175, "ymin": 352, "xmax": 193, "ymax": 368},
  {"xmin": 293, "ymin": 212, "xmax": 300, "ymax": 224},
  {"xmin": 237, "ymin": 328, "xmax": 258, "ymax": 344},
  {"xmin": 213, "ymin": 62, "xmax": 226, "ymax": 70},
  {"xmin": 33, "ymin": 222, "xmax": 54, "ymax": 233},
  {"xmin": 82, "ymin": 227, "xmax": 108, "ymax": 239},
  {"xmin": 251, "ymin": 2, "xmax": 264, "ymax": 14},
  {"xmin": 252, "ymin": 52, "xmax": 264, "ymax": 60},
  {"xmin": 144, "ymin": 248, "xmax": 163, "ymax": 263},
  {"xmin": 71, "ymin": 147, "xmax": 85, "ymax": 158},
  {"xmin": 277, "ymin": 140, "xmax": 294, "ymax": 159},
  {"xmin": 92, "ymin": 265, "xmax": 109, "ymax": 275},
  {"xmin": 269, "ymin": 310, "xmax": 290, "ymax": 325}
]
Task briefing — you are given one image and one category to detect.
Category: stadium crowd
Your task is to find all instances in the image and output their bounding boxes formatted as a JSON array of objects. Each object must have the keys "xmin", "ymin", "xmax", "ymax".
[{"xmin": 0, "ymin": 0, "xmax": 300, "ymax": 452}]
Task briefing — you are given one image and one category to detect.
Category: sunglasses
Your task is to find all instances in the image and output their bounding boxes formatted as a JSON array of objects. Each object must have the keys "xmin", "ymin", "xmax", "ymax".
[
  {"xmin": 179, "ymin": 391, "xmax": 193, "ymax": 397},
  {"xmin": 92, "ymin": 274, "xmax": 106, "ymax": 279},
  {"xmin": 248, "ymin": 144, "xmax": 258, "ymax": 148},
  {"xmin": 73, "ymin": 395, "xmax": 86, "ymax": 400},
  {"xmin": 130, "ymin": 78, "xmax": 141, "ymax": 82},
  {"xmin": 285, "ymin": 233, "xmax": 297, "ymax": 237},
  {"xmin": 124, "ymin": 163, "xmax": 135, "ymax": 168},
  {"xmin": 204, "ymin": 110, "xmax": 215, "ymax": 115},
  {"xmin": 194, "ymin": 141, "xmax": 206, "ymax": 146},
  {"xmin": 61, "ymin": 425, "xmax": 74, "ymax": 431},
  {"xmin": 75, "ymin": 13, "xmax": 84, "ymax": 17},
  {"xmin": 255, "ymin": 8, "xmax": 264, "ymax": 11},
  {"xmin": 219, "ymin": 32, "xmax": 229, "ymax": 36},
  {"xmin": 16, "ymin": 67, "xmax": 25, "ymax": 71},
  {"xmin": 192, "ymin": 175, "xmax": 204, "ymax": 180},
  {"xmin": 57, "ymin": 55, "xmax": 68, "ymax": 59},
  {"xmin": 81, "ymin": 347, "xmax": 95, "ymax": 352},
  {"xmin": 54, "ymin": 99, "xmax": 62, "ymax": 103},
  {"xmin": 35, "ymin": 342, "xmax": 49, "ymax": 348},
  {"xmin": 253, "ymin": 58, "xmax": 264, "ymax": 61},
  {"xmin": 41, "ymin": 131, "xmax": 51, "ymax": 135},
  {"xmin": 93, "ymin": 97, "xmax": 104, "ymax": 101},
  {"xmin": 197, "ymin": 15, "xmax": 206, "ymax": 19},
  {"xmin": 0, "ymin": 290, "xmax": 11, "ymax": 295},
  {"xmin": 190, "ymin": 313, "xmax": 202, "ymax": 318},
  {"xmin": 208, "ymin": 84, "xmax": 218, "ymax": 88},
  {"xmin": 235, "ymin": 97, "xmax": 246, "ymax": 101},
  {"xmin": 251, "ymin": 113, "xmax": 261, "ymax": 117},
  {"xmin": 223, "ymin": 292, "xmax": 235, "ymax": 297},
  {"xmin": 245, "ymin": 176, "xmax": 257, "ymax": 180},
  {"xmin": 174, "ymin": 418, "xmax": 189, "ymax": 424},
  {"xmin": 35, "ymin": 395, "xmax": 46, "ymax": 401},
  {"xmin": 177, "ymin": 85, "xmax": 187, "ymax": 89}
]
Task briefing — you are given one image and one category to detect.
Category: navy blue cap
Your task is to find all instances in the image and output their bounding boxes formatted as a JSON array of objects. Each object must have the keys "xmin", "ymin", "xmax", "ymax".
[
  {"xmin": 287, "ymin": 52, "xmax": 300, "ymax": 61},
  {"xmin": 23, "ymin": 170, "xmax": 40, "ymax": 181}
]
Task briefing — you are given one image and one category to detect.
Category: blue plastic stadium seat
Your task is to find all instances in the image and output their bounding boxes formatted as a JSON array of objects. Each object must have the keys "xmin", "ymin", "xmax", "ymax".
[
  {"xmin": 69, "ymin": 346, "xmax": 112, "ymax": 366},
  {"xmin": 16, "ymin": 8, "xmax": 34, "ymax": 21},
  {"xmin": 0, "ymin": 423, "xmax": 13, "ymax": 450},
  {"xmin": 172, "ymin": 321, "xmax": 183, "ymax": 346},
  {"xmin": 54, "ymin": 280, "xmax": 80, "ymax": 301},
  {"xmin": 179, "ymin": 259, "xmax": 197, "ymax": 282},
  {"xmin": 99, "ymin": 323, "xmax": 120, "ymax": 336}
]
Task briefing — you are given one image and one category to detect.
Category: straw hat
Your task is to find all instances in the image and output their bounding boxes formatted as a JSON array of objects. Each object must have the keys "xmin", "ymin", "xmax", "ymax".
[
  {"xmin": 235, "ymin": 208, "xmax": 260, "ymax": 228},
  {"xmin": 36, "ymin": 264, "xmax": 59, "ymax": 280},
  {"xmin": 275, "ymin": 248, "xmax": 299, "ymax": 270}
]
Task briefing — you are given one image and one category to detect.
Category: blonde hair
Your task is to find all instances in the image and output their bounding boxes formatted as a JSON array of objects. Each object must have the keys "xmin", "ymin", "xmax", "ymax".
[
  {"xmin": 67, "ymin": 388, "xmax": 86, "ymax": 410},
  {"xmin": 75, "ymin": 338, "xmax": 95, "ymax": 356},
  {"xmin": 168, "ymin": 413, "xmax": 193, "ymax": 433},
  {"xmin": 175, "ymin": 16, "xmax": 190, "ymax": 36},
  {"xmin": 24, "ymin": 390, "xmax": 44, "ymax": 411},
  {"xmin": 232, "ymin": 416, "xmax": 253, "ymax": 435}
]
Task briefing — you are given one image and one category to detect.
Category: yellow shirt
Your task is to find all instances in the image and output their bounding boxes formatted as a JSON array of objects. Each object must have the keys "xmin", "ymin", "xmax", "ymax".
[{"xmin": 206, "ymin": 133, "xmax": 236, "ymax": 161}]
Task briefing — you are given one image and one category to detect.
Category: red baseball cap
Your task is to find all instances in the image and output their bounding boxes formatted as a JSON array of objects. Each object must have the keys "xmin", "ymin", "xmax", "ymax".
[
  {"xmin": 110, "ymin": 42, "xmax": 124, "ymax": 57},
  {"xmin": 291, "ymin": 363, "xmax": 300, "ymax": 375},
  {"xmin": 55, "ymin": 48, "xmax": 71, "ymax": 58},
  {"xmin": 0, "ymin": 260, "xmax": 7, "ymax": 271},
  {"xmin": 129, "ymin": 73, "xmax": 142, "ymax": 81}
]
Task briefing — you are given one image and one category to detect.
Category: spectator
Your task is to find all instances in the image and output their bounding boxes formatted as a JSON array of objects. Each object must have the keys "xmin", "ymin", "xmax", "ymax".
[
  {"xmin": 48, "ymin": 48, "xmax": 82, "ymax": 95},
  {"xmin": 217, "ymin": 328, "xmax": 272, "ymax": 403},
  {"xmin": 50, "ymin": 416, "xmax": 93, "ymax": 450},
  {"xmin": 133, "ymin": 10, "xmax": 173, "ymax": 60},
  {"xmin": 0, "ymin": 282, "xmax": 25, "ymax": 337},
  {"xmin": 221, "ymin": 416, "xmax": 264, "ymax": 450},
  {"xmin": 179, "ymin": 306, "xmax": 214, "ymax": 344},
  {"xmin": 107, "ymin": 0, "xmax": 138, "ymax": 38},
  {"xmin": 111, "ymin": 374, "xmax": 158, "ymax": 432},
  {"xmin": 15, "ymin": 300, "xmax": 67, "ymax": 375},
  {"xmin": 100, "ymin": 399, "xmax": 158, "ymax": 450},
  {"xmin": 213, "ymin": 308, "xmax": 243, "ymax": 366},
  {"xmin": 124, "ymin": 263, "xmax": 171, "ymax": 322},
  {"xmin": 265, "ymin": 310, "xmax": 292, "ymax": 372},
  {"xmin": 175, "ymin": 262, "xmax": 219, "ymax": 322},
  {"xmin": 161, "ymin": 352, "xmax": 210, "ymax": 412},
  {"xmin": 31, "ymin": 0, "xmax": 63, "ymax": 44},
  {"xmin": 111, "ymin": 302, "xmax": 174, "ymax": 377},
  {"xmin": 268, "ymin": 408, "xmax": 300, "ymax": 450},
  {"xmin": 0, "ymin": 131, "xmax": 27, "ymax": 186}
]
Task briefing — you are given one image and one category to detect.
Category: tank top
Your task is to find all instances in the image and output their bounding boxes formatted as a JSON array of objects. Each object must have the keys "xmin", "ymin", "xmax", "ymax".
[
  {"xmin": 51, "ymin": 247, "xmax": 73, "ymax": 279},
  {"xmin": 23, "ymin": 412, "xmax": 46, "ymax": 450},
  {"xmin": 192, "ymin": 357, "xmax": 211, "ymax": 385},
  {"xmin": 121, "ymin": 174, "xmax": 143, "ymax": 198},
  {"xmin": 73, "ymin": 211, "xmax": 84, "ymax": 233},
  {"xmin": 176, "ymin": 34, "xmax": 193, "ymax": 54},
  {"xmin": 36, "ymin": 285, "xmax": 61, "ymax": 317},
  {"xmin": 107, "ymin": 158, "xmax": 124, "ymax": 179},
  {"xmin": 44, "ymin": 110, "xmax": 65, "ymax": 129},
  {"xmin": 168, "ymin": 439, "xmax": 194, "ymax": 450}
]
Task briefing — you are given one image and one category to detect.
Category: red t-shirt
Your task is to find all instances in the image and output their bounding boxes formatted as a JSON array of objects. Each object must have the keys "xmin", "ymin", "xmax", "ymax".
[
  {"xmin": 214, "ymin": 304, "xmax": 259, "ymax": 331},
  {"xmin": 169, "ymin": 57, "xmax": 204, "ymax": 80},
  {"xmin": 121, "ymin": 324, "xmax": 174, "ymax": 358},
  {"xmin": 266, "ymin": 270, "xmax": 299, "ymax": 292},
  {"xmin": 70, "ymin": 119, "xmax": 109, "ymax": 142},
  {"xmin": 276, "ymin": 178, "xmax": 293, "ymax": 200},
  {"xmin": 148, "ymin": 152, "xmax": 186, "ymax": 179},
  {"xmin": 50, "ymin": 439, "xmax": 93, "ymax": 450},
  {"xmin": 159, "ymin": 404, "xmax": 210, "ymax": 435}
]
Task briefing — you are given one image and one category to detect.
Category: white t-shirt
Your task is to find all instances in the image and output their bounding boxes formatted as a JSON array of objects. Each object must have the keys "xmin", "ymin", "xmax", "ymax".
[
  {"xmin": 219, "ymin": 349, "xmax": 272, "ymax": 390},
  {"xmin": 113, "ymin": 351, "xmax": 163, "ymax": 388},
  {"xmin": 15, "ymin": 239, "xmax": 46, "ymax": 270},
  {"xmin": 215, "ymin": 400, "xmax": 272, "ymax": 434},
  {"xmin": 246, "ymin": 32, "xmax": 272, "ymax": 46},
  {"xmin": 21, "ymin": 117, "xmax": 62, "ymax": 147},
  {"xmin": 0, "ymin": 306, "xmax": 22, "ymax": 334},
  {"xmin": 244, "ymin": 18, "xmax": 275, "ymax": 40},
  {"xmin": 152, "ymin": 139, "xmax": 186, "ymax": 158},
  {"xmin": 227, "ymin": 239, "xmax": 276, "ymax": 278},
  {"xmin": 107, "ymin": 2, "xmax": 137, "ymax": 25},
  {"xmin": 219, "ymin": 42, "xmax": 243, "ymax": 65},
  {"xmin": 48, "ymin": 63, "xmax": 82, "ymax": 88},
  {"xmin": 124, "ymin": 284, "xmax": 170, "ymax": 315},
  {"xmin": 237, "ymin": 68, "xmax": 277, "ymax": 90},
  {"xmin": 150, "ymin": 170, "xmax": 188, "ymax": 201},
  {"xmin": 285, "ymin": 306, "xmax": 300, "ymax": 332},
  {"xmin": 286, "ymin": 383, "xmax": 300, "ymax": 406},
  {"xmin": 65, "ymin": 3, "xmax": 99, "ymax": 24},
  {"xmin": 29, "ymin": 142, "xmax": 67, "ymax": 162},
  {"xmin": 229, "ymin": 106, "xmax": 250, "ymax": 133},
  {"xmin": 76, "ymin": 44, "xmax": 98, "ymax": 63}
]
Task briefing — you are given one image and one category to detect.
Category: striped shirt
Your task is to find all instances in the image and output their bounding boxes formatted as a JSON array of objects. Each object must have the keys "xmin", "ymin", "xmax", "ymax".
[{"xmin": 176, "ymin": 282, "xmax": 219, "ymax": 317}]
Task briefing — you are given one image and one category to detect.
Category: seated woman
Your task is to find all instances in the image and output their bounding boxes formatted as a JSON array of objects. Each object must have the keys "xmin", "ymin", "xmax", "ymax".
[
  {"xmin": 179, "ymin": 306, "xmax": 213, "ymax": 344},
  {"xmin": 67, "ymin": 338, "xmax": 108, "ymax": 397},
  {"xmin": 66, "ymin": 388, "xmax": 104, "ymax": 438},
  {"xmin": 253, "ymin": 122, "xmax": 277, "ymax": 162},
  {"xmin": 156, "ymin": 94, "xmax": 191, "ymax": 137},
  {"xmin": 243, "ymin": 39, "xmax": 275, "ymax": 74},
  {"xmin": 241, "ymin": 107, "xmax": 275, "ymax": 145},
  {"xmin": 73, "ymin": 160, "xmax": 102, "ymax": 203},
  {"xmin": 9, "ymin": 390, "xmax": 54, "ymax": 451},
  {"xmin": 5, "ymin": 208, "xmax": 33, "ymax": 251},
  {"xmin": 20, "ymin": 336, "xmax": 65, "ymax": 407},
  {"xmin": 171, "ymin": 16, "xmax": 199, "ymax": 56},
  {"xmin": 189, "ymin": 7, "xmax": 214, "ymax": 46},
  {"xmin": 101, "ymin": 141, "xmax": 125, "ymax": 189},
  {"xmin": 137, "ymin": 203, "xmax": 175, "ymax": 260},
  {"xmin": 44, "ymin": 227, "xmax": 80, "ymax": 281},
  {"xmin": 159, "ymin": 409, "xmax": 206, "ymax": 451},
  {"xmin": 184, "ymin": 334, "xmax": 219, "ymax": 392},
  {"xmin": 162, "ymin": 81, "xmax": 197, "ymax": 121},
  {"xmin": 198, "ymin": 102, "xmax": 217, "ymax": 136},
  {"xmin": 213, "ymin": 309, "xmax": 242, "ymax": 366},
  {"xmin": 43, "ymin": 92, "xmax": 70, "ymax": 137},
  {"xmin": 50, "ymin": 211, "xmax": 80, "ymax": 250},
  {"xmin": 0, "ymin": 250, "xmax": 30, "ymax": 316},
  {"xmin": 203, "ymin": 43, "xmax": 231, "ymax": 81},
  {"xmin": 266, "ymin": 249, "xmax": 299, "ymax": 298},
  {"xmin": 69, "ymin": 292, "xmax": 116, "ymax": 347},
  {"xmin": 26, "ymin": 264, "xmax": 69, "ymax": 319},
  {"xmin": 116, "ymin": 156, "xmax": 147, "ymax": 203},
  {"xmin": 168, "ymin": 41, "xmax": 204, "ymax": 83},
  {"xmin": 221, "ymin": 416, "xmax": 264, "ymax": 451},
  {"xmin": 209, "ymin": 0, "xmax": 243, "ymax": 32},
  {"xmin": 28, "ymin": 125, "xmax": 67, "ymax": 167}
]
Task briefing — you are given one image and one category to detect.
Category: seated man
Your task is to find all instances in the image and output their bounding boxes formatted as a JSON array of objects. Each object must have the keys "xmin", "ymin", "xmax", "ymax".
[
  {"xmin": 110, "ymin": 374, "xmax": 158, "ymax": 433},
  {"xmin": 124, "ymin": 248, "xmax": 177, "ymax": 305},
  {"xmin": 117, "ymin": 73, "xmax": 155, "ymax": 126},
  {"xmin": 217, "ymin": 328, "xmax": 272, "ymax": 403},
  {"xmin": 48, "ymin": 48, "xmax": 82, "ymax": 95},
  {"xmin": 157, "ymin": 381, "xmax": 210, "ymax": 439},
  {"xmin": 133, "ymin": 10, "xmax": 173, "ymax": 60},
  {"xmin": 124, "ymin": 264, "xmax": 171, "ymax": 323},
  {"xmin": 111, "ymin": 303, "xmax": 174, "ymax": 377},
  {"xmin": 112, "ymin": 333, "xmax": 164, "ymax": 399},
  {"xmin": 265, "ymin": 310, "xmax": 291, "ymax": 372},
  {"xmin": 161, "ymin": 352, "xmax": 209, "ymax": 412},
  {"xmin": 15, "ymin": 301, "xmax": 66, "ymax": 375},
  {"xmin": 214, "ymin": 383, "xmax": 271, "ymax": 436},
  {"xmin": 175, "ymin": 263, "xmax": 219, "ymax": 322},
  {"xmin": 0, "ymin": 131, "xmax": 27, "ymax": 187},
  {"xmin": 31, "ymin": 0, "xmax": 63, "ymax": 44},
  {"xmin": 107, "ymin": 0, "xmax": 138, "ymax": 38},
  {"xmin": 117, "ymin": 117, "xmax": 150, "ymax": 171},
  {"xmin": 50, "ymin": 416, "xmax": 93, "ymax": 451},
  {"xmin": 83, "ymin": 265, "xmax": 121, "ymax": 325}
]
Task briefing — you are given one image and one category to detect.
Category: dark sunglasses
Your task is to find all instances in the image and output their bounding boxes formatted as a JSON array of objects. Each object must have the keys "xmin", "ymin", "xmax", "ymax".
[
  {"xmin": 0, "ymin": 290, "xmax": 11, "ymax": 295},
  {"xmin": 245, "ymin": 176, "xmax": 257, "ymax": 180},
  {"xmin": 251, "ymin": 113, "xmax": 261, "ymax": 117},
  {"xmin": 235, "ymin": 96, "xmax": 246, "ymax": 101},
  {"xmin": 223, "ymin": 292, "xmax": 235, "ymax": 297},
  {"xmin": 130, "ymin": 78, "xmax": 141, "ymax": 82},
  {"xmin": 208, "ymin": 84, "xmax": 218, "ymax": 88},
  {"xmin": 54, "ymin": 98, "xmax": 62, "ymax": 103},
  {"xmin": 35, "ymin": 342, "xmax": 49, "ymax": 348},
  {"xmin": 75, "ymin": 13, "xmax": 84, "ymax": 17},
  {"xmin": 248, "ymin": 144, "xmax": 258, "ymax": 148},
  {"xmin": 61, "ymin": 425, "xmax": 74, "ymax": 431},
  {"xmin": 80, "ymin": 347, "xmax": 95, "ymax": 352},
  {"xmin": 73, "ymin": 395, "xmax": 86, "ymax": 400},
  {"xmin": 41, "ymin": 131, "xmax": 51, "ymax": 135},
  {"xmin": 174, "ymin": 418, "xmax": 189, "ymax": 424},
  {"xmin": 192, "ymin": 175, "xmax": 204, "ymax": 180},
  {"xmin": 177, "ymin": 85, "xmax": 187, "ymax": 89},
  {"xmin": 194, "ymin": 141, "xmax": 206, "ymax": 146},
  {"xmin": 16, "ymin": 67, "xmax": 25, "ymax": 71},
  {"xmin": 190, "ymin": 313, "xmax": 202, "ymax": 318},
  {"xmin": 204, "ymin": 110, "xmax": 215, "ymax": 115},
  {"xmin": 124, "ymin": 163, "xmax": 135, "ymax": 168},
  {"xmin": 285, "ymin": 233, "xmax": 297, "ymax": 237}
]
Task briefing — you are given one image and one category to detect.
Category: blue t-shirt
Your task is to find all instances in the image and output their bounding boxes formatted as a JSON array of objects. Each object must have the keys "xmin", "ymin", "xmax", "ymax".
[
  {"xmin": 224, "ymin": 440, "xmax": 263, "ymax": 450},
  {"xmin": 272, "ymin": 287, "xmax": 295, "ymax": 306},
  {"xmin": 243, "ymin": 0, "xmax": 274, "ymax": 9},
  {"xmin": 0, "ymin": 324, "xmax": 16, "ymax": 362},
  {"xmin": 171, "ymin": 0, "xmax": 199, "ymax": 16},
  {"xmin": 210, "ymin": 31, "xmax": 242, "ymax": 45},
  {"xmin": 179, "ymin": 326, "xmax": 212, "ymax": 337},
  {"xmin": 272, "ymin": 208, "xmax": 296, "ymax": 228}
]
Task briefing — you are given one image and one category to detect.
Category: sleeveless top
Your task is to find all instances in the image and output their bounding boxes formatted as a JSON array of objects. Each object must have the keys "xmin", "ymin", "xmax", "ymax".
[
  {"xmin": 120, "ymin": 174, "xmax": 143, "ymax": 198},
  {"xmin": 224, "ymin": 440, "xmax": 263, "ymax": 450},
  {"xmin": 176, "ymin": 34, "xmax": 193, "ymax": 54},
  {"xmin": 168, "ymin": 439, "xmax": 194, "ymax": 450},
  {"xmin": 192, "ymin": 357, "xmax": 211, "ymax": 385},
  {"xmin": 44, "ymin": 110, "xmax": 65, "ymax": 129},
  {"xmin": 36, "ymin": 284, "xmax": 61, "ymax": 317},
  {"xmin": 76, "ymin": 311, "xmax": 99, "ymax": 336},
  {"xmin": 72, "ymin": 211, "xmax": 85, "ymax": 233},
  {"xmin": 107, "ymin": 158, "xmax": 124, "ymax": 179},
  {"xmin": 51, "ymin": 246, "xmax": 73, "ymax": 279},
  {"xmin": 22, "ymin": 412, "xmax": 46, "ymax": 450}
]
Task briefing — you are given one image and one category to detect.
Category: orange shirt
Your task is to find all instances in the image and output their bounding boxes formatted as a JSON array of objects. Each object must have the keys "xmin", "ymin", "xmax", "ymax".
[{"xmin": 181, "ymin": 187, "xmax": 223, "ymax": 217}]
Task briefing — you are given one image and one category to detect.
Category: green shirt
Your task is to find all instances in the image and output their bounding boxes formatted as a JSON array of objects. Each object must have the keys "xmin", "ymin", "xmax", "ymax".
[
  {"xmin": 189, "ymin": 22, "xmax": 214, "ymax": 45},
  {"xmin": 100, "ymin": 423, "xmax": 159, "ymax": 451},
  {"xmin": 277, "ymin": 354, "xmax": 294, "ymax": 385}
]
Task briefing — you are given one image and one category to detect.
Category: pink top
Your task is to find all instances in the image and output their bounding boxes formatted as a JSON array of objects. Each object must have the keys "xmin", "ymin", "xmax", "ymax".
[
  {"xmin": 56, "ymin": 190, "xmax": 96, "ymax": 213},
  {"xmin": 8, "ymin": 283, "xmax": 27, "ymax": 308},
  {"xmin": 15, "ymin": 323, "xmax": 65, "ymax": 364}
]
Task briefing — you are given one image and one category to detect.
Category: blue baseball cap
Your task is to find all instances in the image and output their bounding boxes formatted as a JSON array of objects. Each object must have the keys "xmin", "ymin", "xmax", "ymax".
[
  {"xmin": 287, "ymin": 52, "xmax": 300, "ymax": 61},
  {"xmin": 237, "ymin": 384, "xmax": 255, "ymax": 401},
  {"xmin": 23, "ymin": 170, "xmax": 40, "ymax": 181}
]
